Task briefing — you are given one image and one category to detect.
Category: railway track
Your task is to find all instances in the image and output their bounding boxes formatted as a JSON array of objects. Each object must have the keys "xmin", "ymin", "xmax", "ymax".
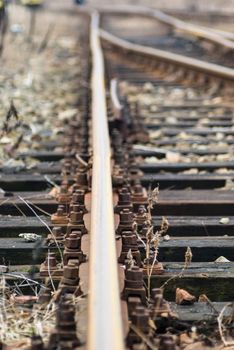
[
  {"xmin": 100, "ymin": 9, "xmax": 234, "ymax": 69},
  {"xmin": 0, "ymin": 3, "xmax": 234, "ymax": 350},
  {"xmin": 99, "ymin": 13, "xmax": 234, "ymax": 349}
]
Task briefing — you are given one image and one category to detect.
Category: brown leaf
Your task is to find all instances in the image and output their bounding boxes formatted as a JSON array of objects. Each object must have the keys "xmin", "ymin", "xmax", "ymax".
[
  {"xmin": 10, "ymin": 294, "xmax": 38, "ymax": 304},
  {"xmin": 180, "ymin": 332, "xmax": 194, "ymax": 345},
  {"xmin": 198, "ymin": 294, "xmax": 209, "ymax": 303},
  {"xmin": 49, "ymin": 186, "xmax": 59, "ymax": 199},
  {"xmin": 176, "ymin": 288, "xmax": 196, "ymax": 305}
]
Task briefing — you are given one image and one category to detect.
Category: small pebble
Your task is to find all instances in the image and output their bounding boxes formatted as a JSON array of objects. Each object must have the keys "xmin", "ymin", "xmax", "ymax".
[
  {"xmin": 219, "ymin": 217, "xmax": 230, "ymax": 225},
  {"xmin": 163, "ymin": 235, "xmax": 170, "ymax": 241},
  {"xmin": 19, "ymin": 233, "xmax": 42, "ymax": 242},
  {"xmin": 215, "ymin": 256, "xmax": 230, "ymax": 263},
  {"xmin": 0, "ymin": 265, "xmax": 8, "ymax": 273}
]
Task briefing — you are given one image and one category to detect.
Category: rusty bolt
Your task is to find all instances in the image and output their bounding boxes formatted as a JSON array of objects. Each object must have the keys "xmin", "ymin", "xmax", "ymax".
[
  {"xmin": 57, "ymin": 186, "xmax": 71, "ymax": 204},
  {"xmin": 63, "ymin": 262, "xmax": 79, "ymax": 280},
  {"xmin": 120, "ymin": 209, "xmax": 134, "ymax": 224},
  {"xmin": 74, "ymin": 171, "xmax": 88, "ymax": 188},
  {"xmin": 59, "ymin": 262, "xmax": 82, "ymax": 297},
  {"xmin": 64, "ymin": 231, "xmax": 86, "ymax": 265},
  {"xmin": 40, "ymin": 252, "xmax": 62, "ymax": 278},
  {"xmin": 70, "ymin": 211, "xmax": 84, "ymax": 224},
  {"xmin": 72, "ymin": 190, "xmax": 85, "ymax": 205},
  {"xmin": 127, "ymin": 296, "xmax": 141, "ymax": 318},
  {"xmin": 131, "ymin": 306, "xmax": 149, "ymax": 332},
  {"xmin": 119, "ymin": 187, "xmax": 132, "ymax": 203},
  {"xmin": 47, "ymin": 295, "xmax": 80, "ymax": 348},
  {"xmin": 52, "ymin": 226, "xmax": 64, "ymax": 238},
  {"xmin": 134, "ymin": 184, "xmax": 143, "ymax": 195},
  {"xmin": 44, "ymin": 252, "xmax": 57, "ymax": 269},
  {"xmin": 125, "ymin": 266, "xmax": 144, "ymax": 287},
  {"xmin": 38, "ymin": 287, "xmax": 52, "ymax": 305},
  {"xmin": 70, "ymin": 190, "xmax": 88, "ymax": 213},
  {"xmin": 118, "ymin": 231, "xmax": 142, "ymax": 267},
  {"xmin": 127, "ymin": 306, "xmax": 150, "ymax": 347},
  {"xmin": 135, "ymin": 205, "xmax": 148, "ymax": 225},
  {"xmin": 121, "ymin": 231, "xmax": 138, "ymax": 248},
  {"xmin": 51, "ymin": 205, "xmax": 68, "ymax": 225},
  {"xmin": 57, "ymin": 205, "xmax": 65, "ymax": 216},
  {"xmin": 47, "ymin": 226, "xmax": 64, "ymax": 246},
  {"xmin": 69, "ymin": 204, "xmax": 81, "ymax": 214},
  {"xmin": 122, "ymin": 266, "xmax": 146, "ymax": 304},
  {"xmin": 115, "ymin": 187, "xmax": 133, "ymax": 214},
  {"xmin": 132, "ymin": 183, "xmax": 148, "ymax": 204},
  {"xmin": 66, "ymin": 210, "xmax": 87, "ymax": 236},
  {"xmin": 65, "ymin": 232, "xmax": 81, "ymax": 250}
]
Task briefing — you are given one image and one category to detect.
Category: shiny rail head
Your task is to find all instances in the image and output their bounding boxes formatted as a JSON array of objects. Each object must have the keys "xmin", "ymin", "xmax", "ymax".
[
  {"xmin": 87, "ymin": 12, "xmax": 125, "ymax": 350},
  {"xmin": 99, "ymin": 28, "xmax": 234, "ymax": 83}
]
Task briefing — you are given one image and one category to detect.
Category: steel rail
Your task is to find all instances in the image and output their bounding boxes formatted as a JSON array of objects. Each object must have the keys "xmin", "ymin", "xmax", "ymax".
[
  {"xmin": 87, "ymin": 12, "xmax": 125, "ymax": 350},
  {"xmin": 80, "ymin": 5, "xmax": 234, "ymax": 50},
  {"xmin": 110, "ymin": 79, "xmax": 122, "ymax": 110},
  {"xmin": 99, "ymin": 28, "xmax": 234, "ymax": 82},
  {"xmin": 147, "ymin": 8, "xmax": 234, "ymax": 51},
  {"xmin": 110, "ymin": 78, "xmax": 123, "ymax": 119},
  {"xmin": 197, "ymin": 26, "xmax": 234, "ymax": 42},
  {"xmin": 45, "ymin": 3, "xmax": 234, "ymax": 43}
]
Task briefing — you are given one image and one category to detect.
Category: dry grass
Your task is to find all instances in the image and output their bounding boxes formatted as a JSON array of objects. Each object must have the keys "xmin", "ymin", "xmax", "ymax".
[
  {"xmin": 0, "ymin": 274, "xmax": 53, "ymax": 347},
  {"xmin": 217, "ymin": 303, "xmax": 234, "ymax": 347},
  {"xmin": 136, "ymin": 186, "xmax": 169, "ymax": 299},
  {"xmin": 160, "ymin": 246, "xmax": 193, "ymax": 290},
  {"xmin": 0, "ymin": 274, "xmax": 83, "ymax": 348}
]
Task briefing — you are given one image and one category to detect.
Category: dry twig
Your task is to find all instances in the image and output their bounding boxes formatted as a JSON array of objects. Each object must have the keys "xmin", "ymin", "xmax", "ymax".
[
  {"xmin": 160, "ymin": 247, "xmax": 193, "ymax": 290},
  {"xmin": 217, "ymin": 303, "xmax": 234, "ymax": 347}
]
